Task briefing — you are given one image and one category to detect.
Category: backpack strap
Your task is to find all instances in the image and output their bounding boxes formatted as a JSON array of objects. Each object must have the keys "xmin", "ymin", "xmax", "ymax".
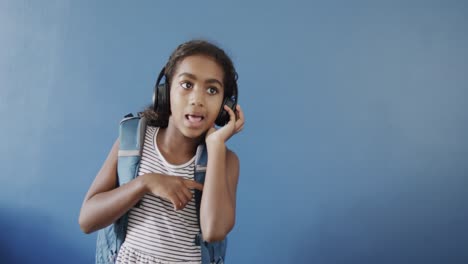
[
  {"xmin": 117, "ymin": 115, "xmax": 147, "ymax": 186},
  {"xmin": 194, "ymin": 144, "xmax": 208, "ymax": 222},
  {"xmin": 96, "ymin": 114, "xmax": 147, "ymax": 264},
  {"xmin": 114, "ymin": 114, "xmax": 146, "ymax": 260}
]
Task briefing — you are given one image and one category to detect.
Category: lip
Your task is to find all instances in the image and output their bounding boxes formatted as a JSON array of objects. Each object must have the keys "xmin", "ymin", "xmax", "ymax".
[{"xmin": 184, "ymin": 113, "xmax": 205, "ymax": 128}]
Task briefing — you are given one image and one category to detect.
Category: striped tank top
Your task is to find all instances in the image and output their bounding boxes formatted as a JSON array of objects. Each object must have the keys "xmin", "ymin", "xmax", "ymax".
[{"xmin": 116, "ymin": 126, "xmax": 201, "ymax": 263}]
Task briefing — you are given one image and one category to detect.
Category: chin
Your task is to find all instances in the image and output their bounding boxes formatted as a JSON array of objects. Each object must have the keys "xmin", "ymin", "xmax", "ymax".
[{"xmin": 179, "ymin": 127, "xmax": 207, "ymax": 140}]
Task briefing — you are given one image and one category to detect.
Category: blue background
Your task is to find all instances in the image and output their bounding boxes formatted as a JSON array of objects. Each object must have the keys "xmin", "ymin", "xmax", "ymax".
[{"xmin": 1, "ymin": 1, "xmax": 467, "ymax": 263}]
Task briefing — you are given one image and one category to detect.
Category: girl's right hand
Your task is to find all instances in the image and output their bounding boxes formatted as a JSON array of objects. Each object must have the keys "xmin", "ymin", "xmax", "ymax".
[{"xmin": 141, "ymin": 173, "xmax": 204, "ymax": 210}]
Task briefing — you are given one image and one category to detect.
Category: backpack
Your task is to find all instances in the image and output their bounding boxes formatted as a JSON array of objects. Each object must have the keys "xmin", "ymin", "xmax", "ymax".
[{"xmin": 95, "ymin": 114, "xmax": 227, "ymax": 264}]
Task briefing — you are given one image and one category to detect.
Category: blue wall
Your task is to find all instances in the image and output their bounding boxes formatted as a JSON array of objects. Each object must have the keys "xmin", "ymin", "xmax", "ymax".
[{"xmin": 1, "ymin": 1, "xmax": 467, "ymax": 263}]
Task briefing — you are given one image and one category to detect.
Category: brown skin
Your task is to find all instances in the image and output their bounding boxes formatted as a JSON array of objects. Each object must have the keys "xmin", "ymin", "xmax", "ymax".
[{"xmin": 79, "ymin": 55, "xmax": 245, "ymax": 242}]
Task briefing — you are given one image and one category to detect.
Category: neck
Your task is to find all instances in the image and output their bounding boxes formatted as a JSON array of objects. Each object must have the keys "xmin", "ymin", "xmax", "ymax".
[{"xmin": 157, "ymin": 123, "xmax": 203, "ymax": 164}]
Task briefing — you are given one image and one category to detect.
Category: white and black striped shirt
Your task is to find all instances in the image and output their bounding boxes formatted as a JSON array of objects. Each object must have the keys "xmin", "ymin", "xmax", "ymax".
[{"xmin": 118, "ymin": 126, "xmax": 201, "ymax": 263}]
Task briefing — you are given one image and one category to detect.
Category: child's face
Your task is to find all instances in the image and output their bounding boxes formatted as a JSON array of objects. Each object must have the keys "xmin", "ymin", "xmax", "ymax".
[{"xmin": 168, "ymin": 54, "xmax": 225, "ymax": 139}]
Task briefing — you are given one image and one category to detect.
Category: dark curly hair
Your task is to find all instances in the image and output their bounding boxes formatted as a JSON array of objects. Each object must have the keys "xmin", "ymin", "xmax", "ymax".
[{"xmin": 141, "ymin": 39, "xmax": 238, "ymax": 127}]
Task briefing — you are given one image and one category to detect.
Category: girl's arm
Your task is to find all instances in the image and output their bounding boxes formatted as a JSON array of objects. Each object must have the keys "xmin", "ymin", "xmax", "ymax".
[
  {"xmin": 79, "ymin": 139, "xmax": 204, "ymax": 234},
  {"xmin": 200, "ymin": 104, "xmax": 244, "ymax": 242},
  {"xmin": 78, "ymin": 139, "xmax": 147, "ymax": 234},
  {"xmin": 200, "ymin": 144, "xmax": 240, "ymax": 242}
]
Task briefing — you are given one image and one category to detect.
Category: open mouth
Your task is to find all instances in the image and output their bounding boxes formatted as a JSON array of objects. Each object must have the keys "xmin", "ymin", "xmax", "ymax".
[{"xmin": 185, "ymin": 114, "xmax": 204, "ymax": 123}]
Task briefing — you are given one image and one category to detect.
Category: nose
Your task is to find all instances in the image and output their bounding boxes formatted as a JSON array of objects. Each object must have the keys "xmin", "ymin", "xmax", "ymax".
[{"xmin": 189, "ymin": 85, "xmax": 205, "ymax": 107}]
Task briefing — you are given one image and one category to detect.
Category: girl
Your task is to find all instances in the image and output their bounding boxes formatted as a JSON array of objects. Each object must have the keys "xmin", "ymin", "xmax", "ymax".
[{"xmin": 79, "ymin": 39, "xmax": 244, "ymax": 263}]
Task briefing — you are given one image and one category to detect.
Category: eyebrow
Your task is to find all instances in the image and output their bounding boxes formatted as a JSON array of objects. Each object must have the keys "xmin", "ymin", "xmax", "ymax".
[{"xmin": 177, "ymin": 72, "xmax": 223, "ymax": 87}]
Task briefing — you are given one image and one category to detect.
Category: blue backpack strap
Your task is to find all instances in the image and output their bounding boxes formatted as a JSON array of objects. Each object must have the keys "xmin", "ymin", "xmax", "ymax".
[
  {"xmin": 95, "ymin": 114, "xmax": 147, "ymax": 264},
  {"xmin": 194, "ymin": 144, "xmax": 207, "ymax": 228},
  {"xmin": 117, "ymin": 115, "xmax": 147, "ymax": 185},
  {"xmin": 116, "ymin": 114, "xmax": 146, "ymax": 204},
  {"xmin": 115, "ymin": 114, "xmax": 147, "ymax": 242},
  {"xmin": 194, "ymin": 144, "xmax": 208, "ymax": 185},
  {"xmin": 194, "ymin": 145, "xmax": 228, "ymax": 264}
]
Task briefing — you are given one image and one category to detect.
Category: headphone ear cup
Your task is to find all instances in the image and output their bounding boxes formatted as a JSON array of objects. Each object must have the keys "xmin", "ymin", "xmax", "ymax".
[
  {"xmin": 153, "ymin": 83, "xmax": 159, "ymax": 112},
  {"xmin": 153, "ymin": 67, "xmax": 170, "ymax": 114},
  {"xmin": 158, "ymin": 83, "xmax": 170, "ymax": 115},
  {"xmin": 215, "ymin": 97, "xmax": 236, "ymax": 126},
  {"xmin": 153, "ymin": 82, "xmax": 170, "ymax": 113}
]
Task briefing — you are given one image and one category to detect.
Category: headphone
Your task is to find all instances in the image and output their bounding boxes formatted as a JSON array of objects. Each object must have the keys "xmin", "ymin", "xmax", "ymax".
[{"xmin": 152, "ymin": 67, "xmax": 238, "ymax": 126}]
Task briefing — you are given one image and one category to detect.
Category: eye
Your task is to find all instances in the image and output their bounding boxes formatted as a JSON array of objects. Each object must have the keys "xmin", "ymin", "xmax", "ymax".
[
  {"xmin": 207, "ymin": 87, "xmax": 218, "ymax": 95},
  {"xmin": 180, "ymin": 81, "xmax": 193, "ymax": 89}
]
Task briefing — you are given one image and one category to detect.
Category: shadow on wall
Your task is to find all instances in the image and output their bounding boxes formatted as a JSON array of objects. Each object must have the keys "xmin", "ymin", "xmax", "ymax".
[{"xmin": 0, "ymin": 206, "xmax": 89, "ymax": 264}]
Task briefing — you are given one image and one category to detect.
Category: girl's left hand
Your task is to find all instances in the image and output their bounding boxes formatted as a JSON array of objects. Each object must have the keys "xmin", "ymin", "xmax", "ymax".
[{"xmin": 205, "ymin": 104, "xmax": 245, "ymax": 144}]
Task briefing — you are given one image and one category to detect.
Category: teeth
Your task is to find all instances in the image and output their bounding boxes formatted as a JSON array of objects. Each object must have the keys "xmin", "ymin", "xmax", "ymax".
[{"xmin": 187, "ymin": 115, "xmax": 203, "ymax": 122}]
